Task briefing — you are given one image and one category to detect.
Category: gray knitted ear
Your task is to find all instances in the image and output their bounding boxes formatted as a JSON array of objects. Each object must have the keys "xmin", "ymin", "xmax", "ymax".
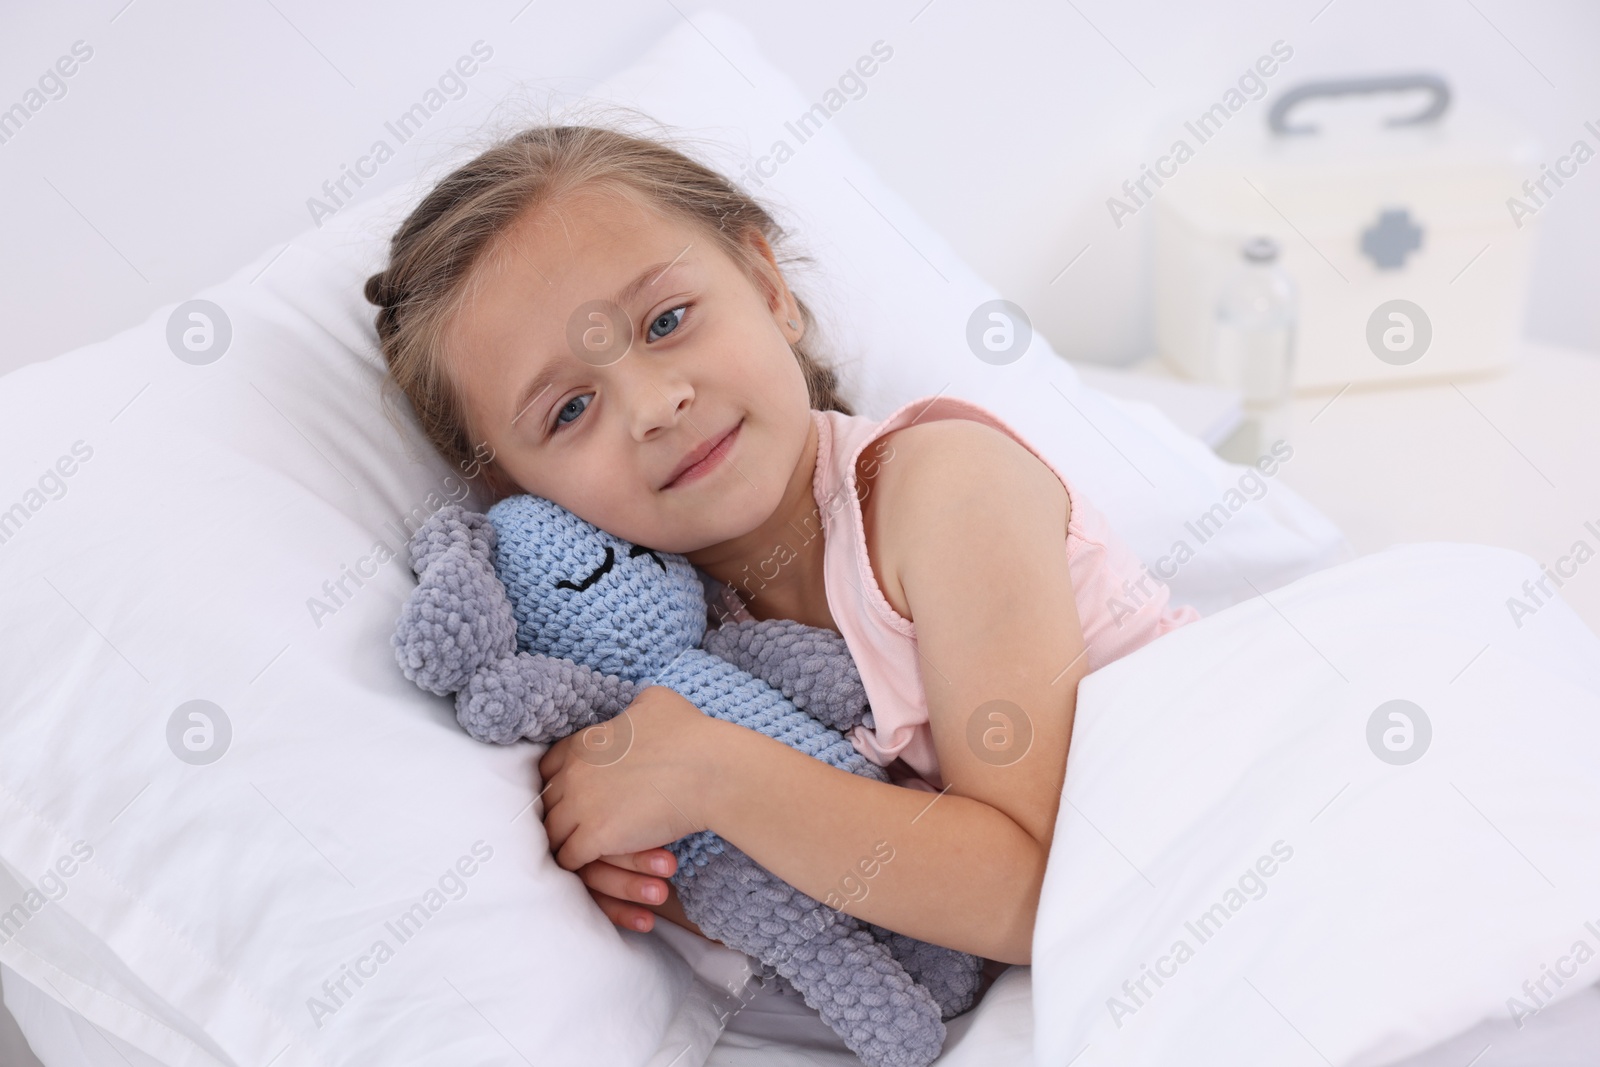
[
  {"xmin": 701, "ymin": 619, "xmax": 871, "ymax": 734},
  {"xmin": 393, "ymin": 512, "xmax": 518, "ymax": 697},
  {"xmin": 457, "ymin": 650, "xmax": 640, "ymax": 745}
]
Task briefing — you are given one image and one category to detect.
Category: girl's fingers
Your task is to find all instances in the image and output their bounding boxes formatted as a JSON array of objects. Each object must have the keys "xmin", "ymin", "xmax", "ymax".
[
  {"xmin": 537, "ymin": 739, "xmax": 566, "ymax": 778},
  {"xmin": 579, "ymin": 857, "xmax": 670, "ymax": 908},
  {"xmin": 580, "ymin": 854, "xmax": 671, "ymax": 932},
  {"xmin": 587, "ymin": 887, "xmax": 656, "ymax": 932},
  {"xmin": 603, "ymin": 848, "xmax": 677, "ymax": 878}
]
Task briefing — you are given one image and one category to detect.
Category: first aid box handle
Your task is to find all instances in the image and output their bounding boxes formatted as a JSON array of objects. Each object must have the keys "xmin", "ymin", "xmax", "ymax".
[{"xmin": 1268, "ymin": 73, "xmax": 1452, "ymax": 137}]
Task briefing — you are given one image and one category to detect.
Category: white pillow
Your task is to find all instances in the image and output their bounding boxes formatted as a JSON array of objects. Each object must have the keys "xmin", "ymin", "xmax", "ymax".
[
  {"xmin": 0, "ymin": 11, "xmax": 1345, "ymax": 1067},
  {"xmin": 1032, "ymin": 542, "xmax": 1600, "ymax": 1066}
]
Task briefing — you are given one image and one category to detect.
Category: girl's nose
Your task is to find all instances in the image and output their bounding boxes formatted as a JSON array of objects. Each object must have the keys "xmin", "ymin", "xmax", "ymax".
[{"xmin": 625, "ymin": 372, "xmax": 693, "ymax": 441}]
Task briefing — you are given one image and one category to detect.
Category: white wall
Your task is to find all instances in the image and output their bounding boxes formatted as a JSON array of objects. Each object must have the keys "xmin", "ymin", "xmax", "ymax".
[{"xmin": 1, "ymin": 0, "xmax": 1595, "ymax": 381}]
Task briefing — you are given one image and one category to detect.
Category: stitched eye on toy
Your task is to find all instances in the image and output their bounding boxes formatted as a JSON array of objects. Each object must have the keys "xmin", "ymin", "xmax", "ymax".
[
  {"xmin": 554, "ymin": 545, "xmax": 614, "ymax": 592},
  {"xmin": 628, "ymin": 543, "xmax": 667, "ymax": 572}
]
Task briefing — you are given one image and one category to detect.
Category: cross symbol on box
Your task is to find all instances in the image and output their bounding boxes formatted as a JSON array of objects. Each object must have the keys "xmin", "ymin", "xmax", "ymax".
[{"xmin": 1360, "ymin": 208, "xmax": 1424, "ymax": 270}]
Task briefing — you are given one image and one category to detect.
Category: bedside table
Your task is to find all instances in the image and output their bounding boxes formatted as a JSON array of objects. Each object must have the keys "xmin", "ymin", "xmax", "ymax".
[
  {"xmin": 1071, "ymin": 341, "xmax": 1600, "ymax": 634},
  {"xmin": 1070, "ymin": 361, "xmax": 1244, "ymax": 449}
]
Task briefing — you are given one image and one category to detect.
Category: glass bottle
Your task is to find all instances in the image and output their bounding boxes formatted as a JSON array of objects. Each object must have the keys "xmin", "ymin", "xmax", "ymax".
[{"xmin": 1211, "ymin": 236, "xmax": 1297, "ymax": 463}]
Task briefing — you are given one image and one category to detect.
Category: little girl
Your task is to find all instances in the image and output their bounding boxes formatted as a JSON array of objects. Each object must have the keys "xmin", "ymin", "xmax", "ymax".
[{"xmin": 366, "ymin": 124, "xmax": 1198, "ymax": 982}]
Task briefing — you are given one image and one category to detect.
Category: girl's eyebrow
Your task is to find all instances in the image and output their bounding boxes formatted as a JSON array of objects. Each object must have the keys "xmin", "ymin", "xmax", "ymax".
[
  {"xmin": 615, "ymin": 252, "xmax": 691, "ymax": 306},
  {"xmin": 509, "ymin": 376, "xmax": 554, "ymax": 429}
]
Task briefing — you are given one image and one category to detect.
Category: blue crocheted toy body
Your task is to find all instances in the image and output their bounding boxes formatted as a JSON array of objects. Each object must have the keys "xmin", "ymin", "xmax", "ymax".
[
  {"xmin": 647, "ymin": 647, "xmax": 888, "ymax": 874},
  {"xmin": 483, "ymin": 492, "xmax": 890, "ymax": 871}
]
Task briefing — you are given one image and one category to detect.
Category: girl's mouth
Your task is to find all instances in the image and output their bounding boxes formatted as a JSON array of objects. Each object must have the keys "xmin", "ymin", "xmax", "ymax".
[{"xmin": 664, "ymin": 418, "xmax": 741, "ymax": 489}]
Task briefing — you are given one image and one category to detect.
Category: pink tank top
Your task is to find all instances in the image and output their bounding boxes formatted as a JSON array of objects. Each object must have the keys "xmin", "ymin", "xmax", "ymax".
[{"xmin": 710, "ymin": 394, "xmax": 1201, "ymax": 792}]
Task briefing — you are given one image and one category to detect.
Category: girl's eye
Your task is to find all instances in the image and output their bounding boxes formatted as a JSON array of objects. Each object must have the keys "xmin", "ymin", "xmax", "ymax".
[
  {"xmin": 647, "ymin": 305, "xmax": 687, "ymax": 342},
  {"xmin": 552, "ymin": 392, "xmax": 592, "ymax": 432}
]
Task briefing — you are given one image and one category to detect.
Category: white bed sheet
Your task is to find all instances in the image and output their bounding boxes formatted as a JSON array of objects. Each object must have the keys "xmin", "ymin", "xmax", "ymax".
[
  {"xmin": 11, "ymin": 959, "xmax": 1600, "ymax": 1067},
  {"xmin": 1, "ymin": 956, "xmax": 1034, "ymax": 1067}
]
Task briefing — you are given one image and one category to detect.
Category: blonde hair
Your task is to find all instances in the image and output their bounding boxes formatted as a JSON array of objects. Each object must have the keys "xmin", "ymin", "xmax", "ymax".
[{"xmin": 364, "ymin": 120, "xmax": 853, "ymax": 501}]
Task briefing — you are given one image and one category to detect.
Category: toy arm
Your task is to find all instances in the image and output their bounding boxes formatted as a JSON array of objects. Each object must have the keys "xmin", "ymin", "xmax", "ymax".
[
  {"xmin": 457, "ymin": 650, "xmax": 639, "ymax": 745},
  {"xmin": 701, "ymin": 618, "xmax": 873, "ymax": 734},
  {"xmin": 393, "ymin": 504, "xmax": 518, "ymax": 696}
]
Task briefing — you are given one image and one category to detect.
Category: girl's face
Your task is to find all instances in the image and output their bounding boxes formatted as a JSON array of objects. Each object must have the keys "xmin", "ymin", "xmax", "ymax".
[{"xmin": 444, "ymin": 183, "xmax": 814, "ymax": 554}]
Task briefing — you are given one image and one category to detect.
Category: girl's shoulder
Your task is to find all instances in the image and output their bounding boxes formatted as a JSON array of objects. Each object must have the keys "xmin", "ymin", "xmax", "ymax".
[
  {"xmin": 855, "ymin": 415, "xmax": 1071, "ymax": 625},
  {"xmin": 824, "ymin": 395, "xmax": 1074, "ymax": 521}
]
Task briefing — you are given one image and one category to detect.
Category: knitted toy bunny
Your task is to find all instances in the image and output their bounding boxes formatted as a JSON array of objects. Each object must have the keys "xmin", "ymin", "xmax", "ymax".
[{"xmin": 391, "ymin": 498, "xmax": 983, "ymax": 1067}]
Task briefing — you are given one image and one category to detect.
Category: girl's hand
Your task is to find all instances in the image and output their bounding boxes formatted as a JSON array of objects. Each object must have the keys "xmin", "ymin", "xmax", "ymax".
[
  {"xmin": 578, "ymin": 849, "xmax": 678, "ymax": 933},
  {"xmin": 538, "ymin": 685, "xmax": 714, "ymax": 877}
]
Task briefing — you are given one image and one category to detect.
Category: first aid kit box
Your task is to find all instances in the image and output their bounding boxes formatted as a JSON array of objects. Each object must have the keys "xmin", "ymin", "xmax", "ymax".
[{"xmin": 1155, "ymin": 75, "xmax": 1542, "ymax": 390}]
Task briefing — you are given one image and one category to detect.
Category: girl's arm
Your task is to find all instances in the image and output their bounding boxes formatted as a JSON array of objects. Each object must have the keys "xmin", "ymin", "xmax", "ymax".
[{"xmin": 692, "ymin": 419, "xmax": 1086, "ymax": 966}]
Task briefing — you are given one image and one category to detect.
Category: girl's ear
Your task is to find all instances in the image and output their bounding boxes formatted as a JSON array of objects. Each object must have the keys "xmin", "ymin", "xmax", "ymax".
[{"xmin": 738, "ymin": 227, "xmax": 803, "ymax": 339}]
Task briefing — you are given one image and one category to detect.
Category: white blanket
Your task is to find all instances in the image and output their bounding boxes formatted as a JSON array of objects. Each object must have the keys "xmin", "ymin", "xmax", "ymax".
[{"xmin": 1032, "ymin": 543, "xmax": 1600, "ymax": 1066}]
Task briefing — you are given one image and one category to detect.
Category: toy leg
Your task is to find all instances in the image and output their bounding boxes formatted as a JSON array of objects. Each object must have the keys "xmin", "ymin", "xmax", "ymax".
[
  {"xmin": 674, "ymin": 844, "xmax": 946, "ymax": 1067},
  {"xmin": 864, "ymin": 923, "xmax": 985, "ymax": 1020}
]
